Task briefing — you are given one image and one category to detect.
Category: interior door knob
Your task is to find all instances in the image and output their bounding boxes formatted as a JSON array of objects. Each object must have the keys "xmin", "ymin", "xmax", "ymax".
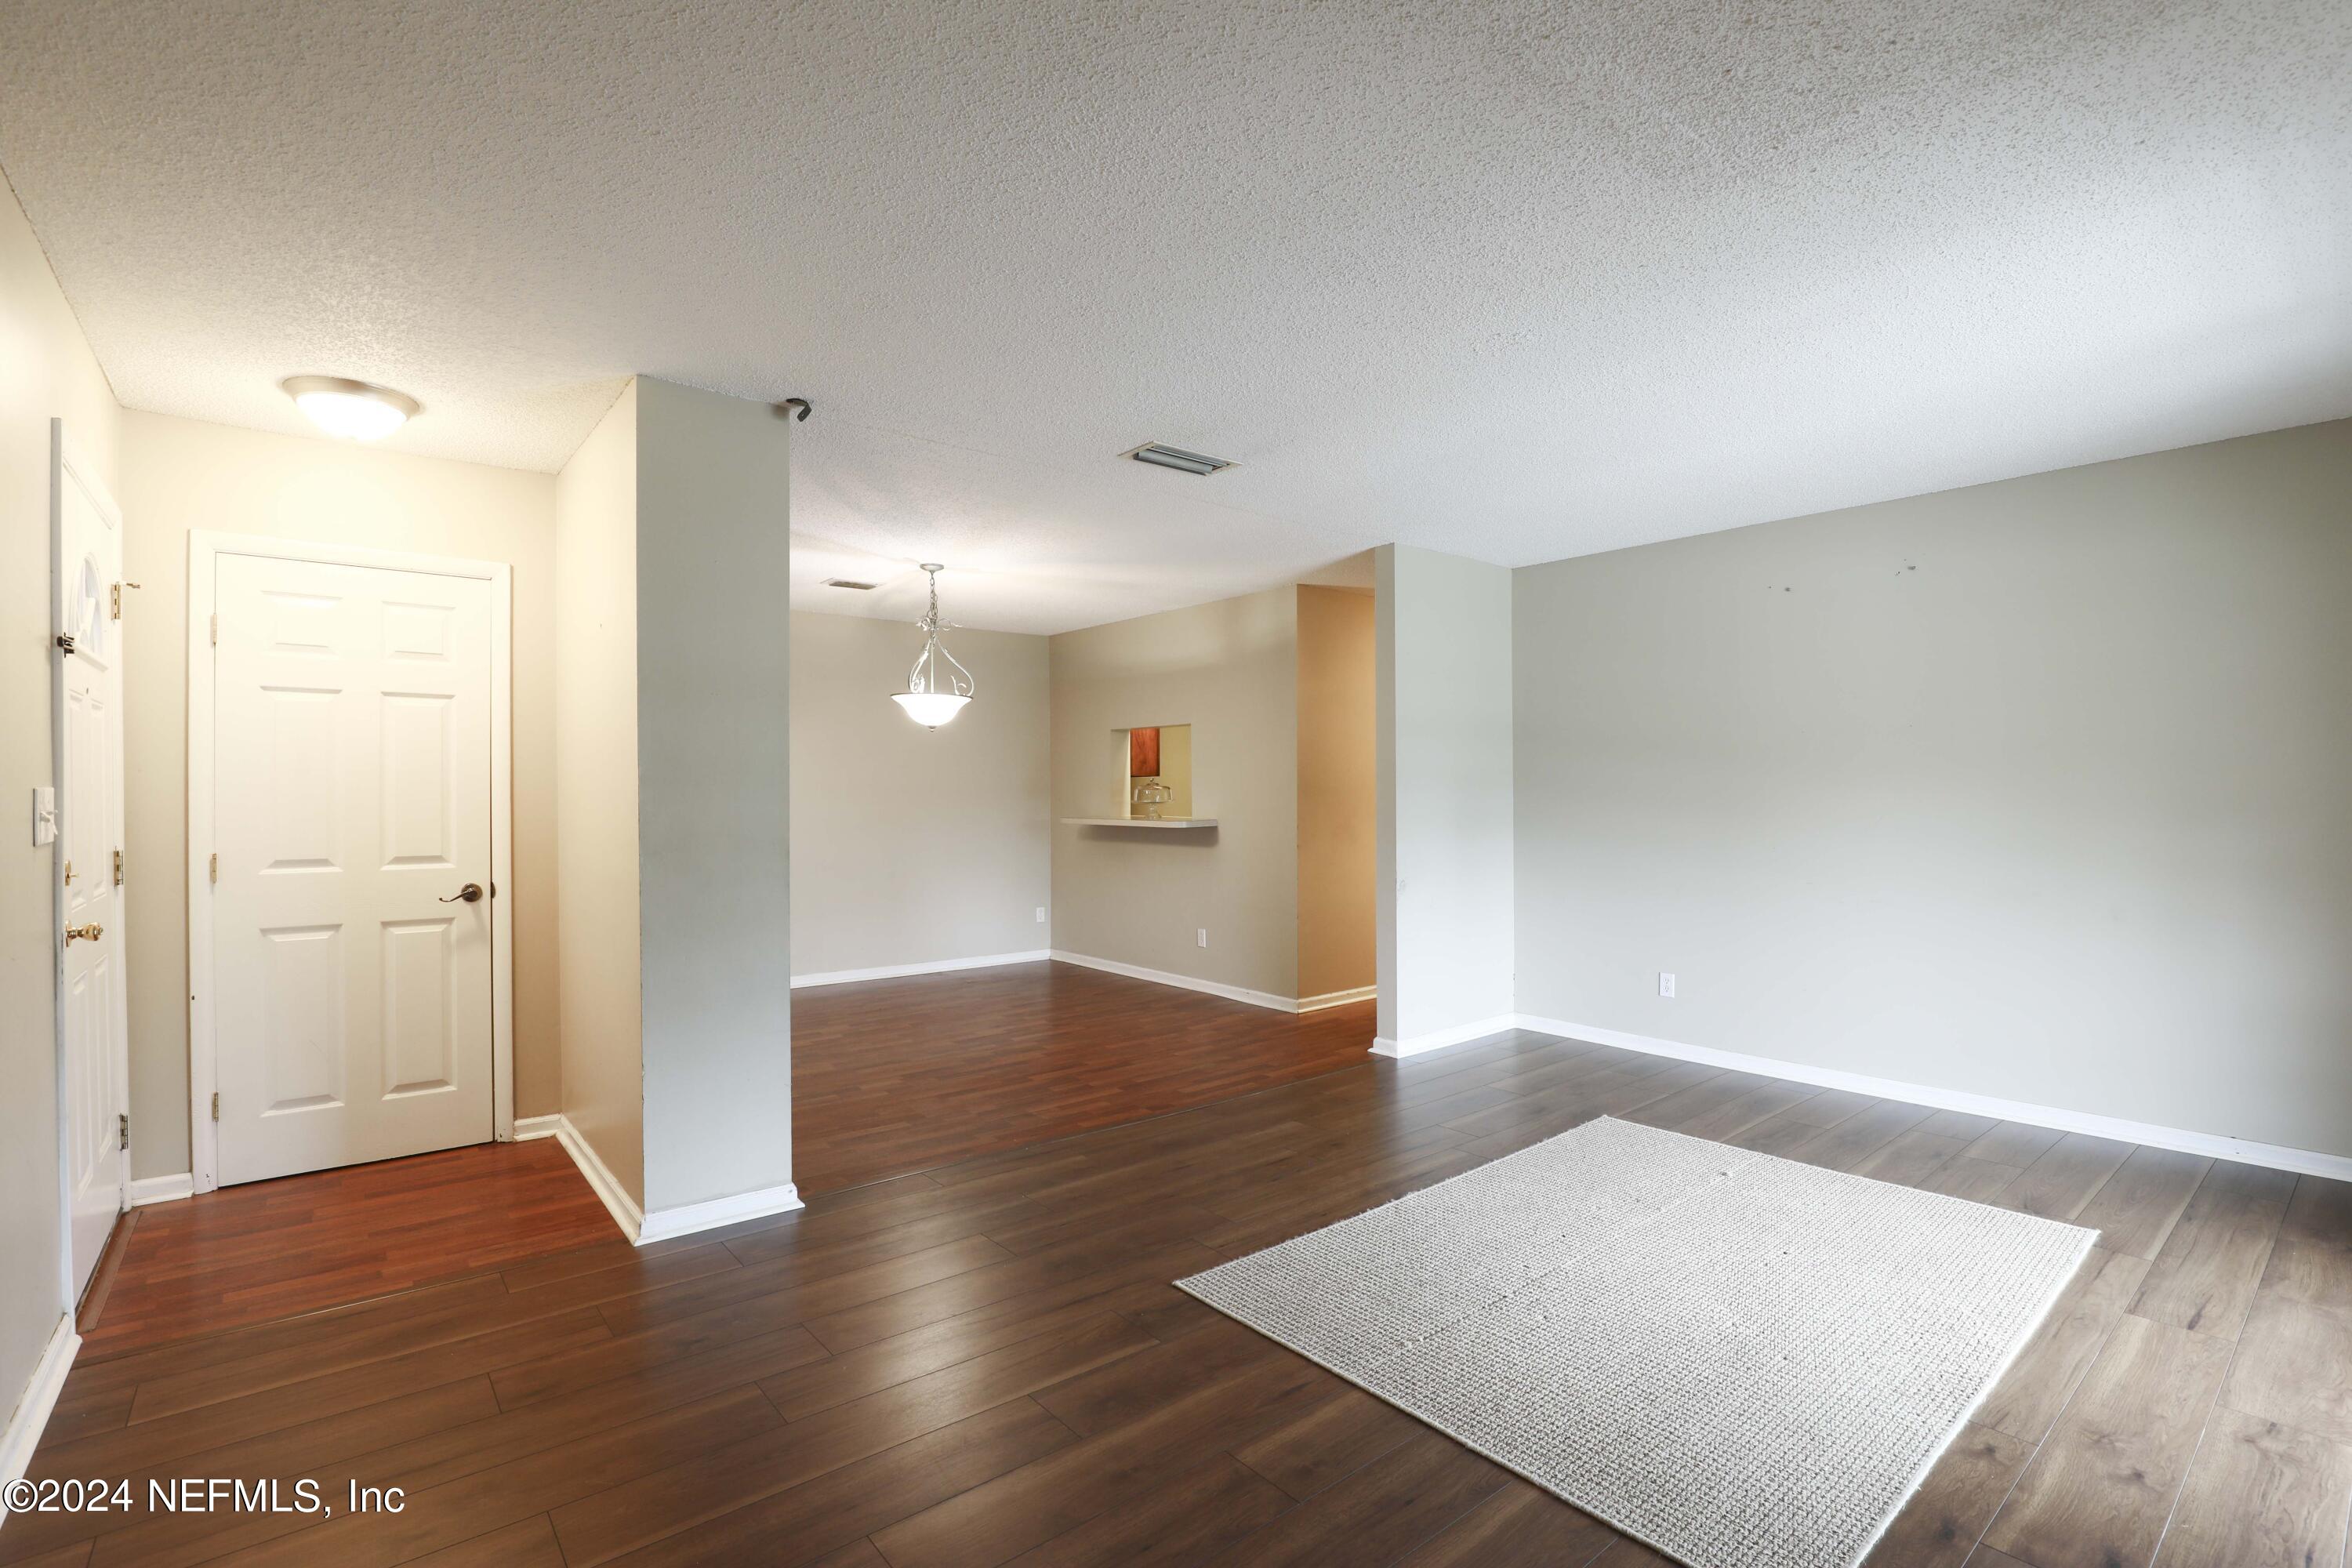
[
  {"xmin": 439, "ymin": 883, "xmax": 485, "ymax": 904},
  {"xmin": 65, "ymin": 922, "xmax": 103, "ymax": 943}
]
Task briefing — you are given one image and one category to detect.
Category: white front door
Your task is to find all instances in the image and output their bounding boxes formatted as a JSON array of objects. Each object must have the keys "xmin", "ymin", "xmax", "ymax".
[
  {"xmin": 210, "ymin": 553, "xmax": 495, "ymax": 1185},
  {"xmin": 56, "ymin": 429, "xmax": 128, "ymax": 1297}
]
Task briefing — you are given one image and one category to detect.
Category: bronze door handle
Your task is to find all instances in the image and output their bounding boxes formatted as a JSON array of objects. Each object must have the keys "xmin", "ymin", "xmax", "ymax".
[
  {"xmin": 65, "ymin": 922, "xmax": 103, "ymax": 943},
  {"xmin": 439, "ymin": 883, "xmax": 485, "ymax": 904}
]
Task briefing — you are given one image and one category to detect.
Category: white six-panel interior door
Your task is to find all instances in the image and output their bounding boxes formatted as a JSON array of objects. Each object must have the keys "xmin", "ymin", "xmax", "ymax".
[
  {"xmin": 202, "ymin": 547, "xmax": 502, "ymax": 1186},
  {"xmin": 56, "ymin": 426, "xmax": 129, "ymax": 1300}
]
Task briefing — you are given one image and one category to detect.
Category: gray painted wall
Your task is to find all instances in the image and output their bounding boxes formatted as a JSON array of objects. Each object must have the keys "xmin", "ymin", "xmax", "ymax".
[
  {"xmin": 634, "ymin": 379, "xmax": 797, "ymax": 1214},
  {"xmin": 791, "ymin": 611, "xmax": 1049, "ymax": 978},
  {"xmin": 1050, "ymin": 586, "xmax": 1300, "ymax": 1000},
  {"xmin": 1377, "ymin": 546, "xmax": 1515, "ymax": 1044},
  {"xmin": 1512, "ymin": 419, "xmax": 2352, "ymax": 1158}
]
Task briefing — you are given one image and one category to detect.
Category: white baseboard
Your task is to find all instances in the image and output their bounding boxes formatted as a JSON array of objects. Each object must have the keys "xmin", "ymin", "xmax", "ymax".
[
  {"xmin": 791, "ymin": 950, "xmax": 1050, "ymax": 989},
  {"xmin": 844, "ymin": 949, "xmax": 1374, "ymax": 1018},
  {"xmin": 638, "ymin": 1182, "xmax": 804, "ymax": 1245},
  {"xmin": 1298, "ymin": 985, "xmax": 1377, "ymax": 1013},
  {"xmin": 1515, "ymin": 1014, "xmax": 2352, "ymax": 1183},
  {"xmin": 516, "ymin": 1113, "xmax": 804, "ymax": 1244},
  {"xmin": 1048, "ymin": 950, "xmax": 1299, "ymax": 1014},
  {"xmin": 1, "ymin": 1313, "xmax": 78, "ymax": 1499},
  {"xmin": 127, "ymin": 1173, "xmax": 194, "ymax": 1207},
  {"xmin": 515, "ymin": 1113, "xmax": 644, "ymax": 1242},
  {"xmin": 1370, "ymin": 1013, "xmax": 1525, "ymax": 1058}
]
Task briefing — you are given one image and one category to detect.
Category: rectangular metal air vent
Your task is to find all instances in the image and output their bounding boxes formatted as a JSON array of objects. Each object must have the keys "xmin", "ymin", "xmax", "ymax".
[
  {"xmin": 1126, "ymin": 441, "xmax": 1234, "ymax": 477},
  {"xmin": 824, "ymin": 578, "xmax": 878, "ymax": 590}
]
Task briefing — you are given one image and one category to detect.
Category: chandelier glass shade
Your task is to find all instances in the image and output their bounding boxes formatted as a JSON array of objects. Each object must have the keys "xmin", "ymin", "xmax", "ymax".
[{"xmin": 893, "ymin": 564, "xmax": 973, "ymax": 728}]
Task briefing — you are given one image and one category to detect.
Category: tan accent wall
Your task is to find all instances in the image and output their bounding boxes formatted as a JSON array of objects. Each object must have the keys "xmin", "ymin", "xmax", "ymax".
[
  {"xmin": 553, "ymin": 382, "xmax": 644, "ymax": 1205},
  {"xmin": 1512, "ymin": 419, "xmax": 2352, "ymax": 1158},
  {"xmin": 1050, "ymin": 585, "xmax": 1299, "ymax": 999},
  {"xmin": 1297, "ymin": 586, "xmax": 1376, "ymax": 1001},
  {"xmin": 118, "ymin": 411, "xmax": 561, "ymax": 1179},
  {"xmin": 791, "ymin": 611, "xmax": 1049, "ymax": 978},
  {"xmin": 0, "ymin": 171, "xmax": 120, "ymax": 1436}
]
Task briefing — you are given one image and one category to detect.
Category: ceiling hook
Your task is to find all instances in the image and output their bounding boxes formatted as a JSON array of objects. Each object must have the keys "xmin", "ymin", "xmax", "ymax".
[{"xmin": 780, "ymin": 397, "xmax": 812, "ymax": 422}]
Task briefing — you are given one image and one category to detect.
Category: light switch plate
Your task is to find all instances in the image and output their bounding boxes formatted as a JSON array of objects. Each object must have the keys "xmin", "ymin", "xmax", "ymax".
[{"xmin": 33, "ymin": 786, "xmax": 56, "ymax": 846}]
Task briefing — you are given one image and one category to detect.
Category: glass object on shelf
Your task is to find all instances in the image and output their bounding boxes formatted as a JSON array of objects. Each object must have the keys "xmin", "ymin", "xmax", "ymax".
[
  {"xmin": 1131, "ymin": 776, "xmax": 1174, "ymax": 818},
  {"xmin": 1116, "ymin": 723, "xmax": 1192, "ymax": 818}
]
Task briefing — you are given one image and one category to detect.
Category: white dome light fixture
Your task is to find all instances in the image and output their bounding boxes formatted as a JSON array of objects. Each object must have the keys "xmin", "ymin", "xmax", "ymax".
[
  {"xmin": 891, "ymin": 564, "xmax": 973, "ymax": 729},
  {"xmin": 281, "ymin": 376, "xmax": 420, "ymax": 441}
]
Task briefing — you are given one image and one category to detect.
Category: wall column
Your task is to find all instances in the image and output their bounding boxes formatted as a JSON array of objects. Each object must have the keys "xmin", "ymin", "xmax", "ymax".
[{"xmin": 1374, "ymin": 544, "xmax": 1515, "ymax": 1054}]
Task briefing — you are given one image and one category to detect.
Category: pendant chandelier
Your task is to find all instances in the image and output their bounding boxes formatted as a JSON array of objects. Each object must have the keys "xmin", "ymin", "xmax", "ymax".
[{"xmin": 891, "ymin": 564, "xmax": 973, "ymax": 728}]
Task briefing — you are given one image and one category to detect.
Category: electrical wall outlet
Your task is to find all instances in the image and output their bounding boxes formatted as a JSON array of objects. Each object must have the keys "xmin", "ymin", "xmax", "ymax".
[
  {"xmin": 1034, "ymin": 906, "xmax": 1047, "ymax": 924},
  {"xmin": 1196, "ymin": 927, "xmax": 1209, "ymax": 949},
  {"xmin": 1658, "ymin": 971, "xmax": 1676, "ymax": 999}
]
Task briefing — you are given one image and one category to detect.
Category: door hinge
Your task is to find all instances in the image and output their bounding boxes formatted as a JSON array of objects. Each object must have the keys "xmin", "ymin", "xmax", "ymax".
[
  {"xmin": 211, "ymin": 1092, "xmax": 221, "ymax": 1121},
  {"xmin": 111, "ymin": 583, "xmax": 121, "ymax": 619},
  {"xmin": 62, "ymin": 858, "xmax": 74, "ymax": 887},
  {"xmin": 209, "ymin": 852, "xmax": 219, "ymax": 883},
  {"xmin": 118, "ymin": 1112, "xmax": 129, "ymax": 1151},
  {"xmin": 210, "ymin": 613, "xmax": 218, "ymax": 645},
  {"xmin": 114, "ymin": 848, "xmax": 124, "ymax": 887}
]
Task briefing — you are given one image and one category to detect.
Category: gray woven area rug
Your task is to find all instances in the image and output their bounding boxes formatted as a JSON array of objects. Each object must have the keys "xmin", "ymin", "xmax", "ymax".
[{"xmin": 1179, "ymin": 1115, "xmax": 2092, "ymax": 1568}]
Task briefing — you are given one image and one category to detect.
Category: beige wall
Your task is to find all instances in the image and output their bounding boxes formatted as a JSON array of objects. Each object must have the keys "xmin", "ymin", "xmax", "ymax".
[
  {"xmin": 1050, "ymin": 586, "xmax": 1299, "ymax": 1000},
  {"xmin": 791, "ymin": 611, "xmax": 1049, "ymax": 978},
  {"xmin": 1, "ymin": 173, "xmax": 118, "ymax": 1445},
  {"xmin": 1296, "ymin": 586, "xmax": 1375, "ymax": 1000},
  {"xmin": 554, "ymin": 383, "xmax": 644, "ymax": 1205},
  {"xmin": 117, "ymin": 412, "xmax": 560, "ymax": 1179},
  {"xmin": 1512, "ymin": 419, "xmax": 2352, "ymax": 1158}
]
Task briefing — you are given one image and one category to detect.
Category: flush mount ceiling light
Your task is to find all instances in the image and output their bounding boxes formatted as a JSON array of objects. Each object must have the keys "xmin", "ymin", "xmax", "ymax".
[
  {"xmin": 281, "ymin": 376, "xmax": 419, "ymax": 441},
  {"xmin": 1124, "ymin": 441, "xmax": 1234, "ymax": 477},
  {"xmin": 891, "ymin": 564, "xmax": 974, "ymax": 729}
]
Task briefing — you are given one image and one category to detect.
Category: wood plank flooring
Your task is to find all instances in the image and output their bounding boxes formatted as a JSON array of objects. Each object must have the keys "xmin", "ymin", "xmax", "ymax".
[
  {"xmin": 789, "ymin": 960, "xmax": 1375, "ymax": 1193},
  {"xmin": 24, "ymin": 991, "xmax": 2352, "ymax": 1567},
  {"xmin": 82, "ymin": 963, "xmax": 1370, "ymax": 1359},
  {"xmin": 81, "ymin": 1141, "xmax": 622, "ymax": 1358}
]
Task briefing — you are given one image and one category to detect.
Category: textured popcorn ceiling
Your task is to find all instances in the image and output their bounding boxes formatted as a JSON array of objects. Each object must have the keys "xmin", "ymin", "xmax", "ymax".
[{"xmin": 2, "ymin": 1, "xmax": 2345, "ymax": 633}]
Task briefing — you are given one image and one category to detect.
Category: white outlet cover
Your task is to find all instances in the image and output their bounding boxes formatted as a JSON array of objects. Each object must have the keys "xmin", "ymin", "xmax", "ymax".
[
  {"xmin": 1658, "ymin": 971, "xmax": 1677, "ymax": 999},
  {"xmin": 1196, "ymin": 928, "xmax": 1209, "ymax": 948},
  {"xmin": 1034, "ymin": 906, "xmax": 1047, "ymax": 923}
]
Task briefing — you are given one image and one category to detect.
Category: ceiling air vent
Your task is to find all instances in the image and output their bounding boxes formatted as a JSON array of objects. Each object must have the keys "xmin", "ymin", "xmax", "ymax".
[
  {"xmin": 1125, "ymin": 441, "xmax": 1234, "ymax": 477},
  {"xmin": 824, "ymin": 578, "xmax": 878, "ymax": 590}
]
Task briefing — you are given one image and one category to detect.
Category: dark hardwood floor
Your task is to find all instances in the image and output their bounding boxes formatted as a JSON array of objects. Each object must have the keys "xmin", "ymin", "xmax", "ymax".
[
  {"xmin": 23, "ymin": 1006, "xmax": 2350, "ymax": 1567},
  {"xmin": 79, "ymin": 963, "xmax": 1369, "ymax": 1358},
  {"xmin": 789, "ymin": 960, "xmax": 1376, "ymax": 1194},
  {"xmin": 82, "ymin": 1142, "xmax": 620, "ymax": 1358}
]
